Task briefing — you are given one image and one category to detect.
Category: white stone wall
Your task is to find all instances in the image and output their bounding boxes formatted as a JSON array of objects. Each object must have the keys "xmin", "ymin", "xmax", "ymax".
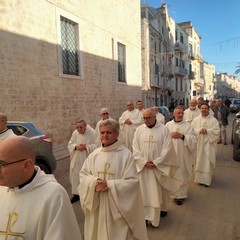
[{"xmin": 0, "ymin": 0, "xmax": 142, "ymax": 146}]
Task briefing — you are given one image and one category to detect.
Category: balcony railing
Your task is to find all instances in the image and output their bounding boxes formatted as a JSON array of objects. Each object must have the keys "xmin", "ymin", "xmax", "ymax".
[
  {"xmin": 188, "ymin": 52, "xmax": 196, "ymax": 60},
  {"xmin": 150, "ymin": 74, "xmax": 165, "ymax": 88},
  {"xmin": 189, "ymin": 71, "xmax": 195, "ymax": 80},
  {"xmin": 175, "ymin": 41, "xmax": 187, "ymax": 53},
  {"xmin": 174, "ymin": 66, "xmax": 188, "ymax": 76}
]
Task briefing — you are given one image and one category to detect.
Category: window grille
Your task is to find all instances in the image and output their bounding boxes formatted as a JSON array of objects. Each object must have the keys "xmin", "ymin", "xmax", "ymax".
[
  {"xmin": 117, "ymin": 42, "xmax": 126, "ymax": 82},
  {"xmin": 60, "ymin": 16, "xmax": 79, "ymax": 76}
]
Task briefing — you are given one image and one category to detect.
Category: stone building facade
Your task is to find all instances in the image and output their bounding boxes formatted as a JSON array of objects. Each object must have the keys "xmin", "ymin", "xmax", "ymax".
[
  {"xmin": 215, "ymin": 73, "xmax": 240, "ymax": 99},
  {"xmin": 141, "ymin": 5, "xmax": 174, "ymax": 108},
  {"xmin": 0, "ymin": 0, "xmax": 142, "ymax": 148}
]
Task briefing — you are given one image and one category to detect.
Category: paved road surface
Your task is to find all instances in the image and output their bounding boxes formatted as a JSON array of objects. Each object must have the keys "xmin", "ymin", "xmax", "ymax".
[{"xmin": 54, "ymin": 113, "xmax": 240, "ymax": 240}]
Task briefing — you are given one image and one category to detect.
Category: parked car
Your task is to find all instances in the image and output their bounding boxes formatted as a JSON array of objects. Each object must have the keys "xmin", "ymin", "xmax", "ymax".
[
  {"xmin": 230, "ymin": 98, "xmax": 240, "ymax": 113},
  {"xmin": 7, "ymin": 121, "xmax": 57, "ymax": 173},
  {"xmin": 231, "ymin": 112, "xmax": 240, "ymax": 161},
  {"xmin": 158, "ymin": 106, "xmax": 173, "ymax": 123}
]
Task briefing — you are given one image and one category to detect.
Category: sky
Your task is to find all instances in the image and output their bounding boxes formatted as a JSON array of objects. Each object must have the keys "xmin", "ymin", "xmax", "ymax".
[{"xmin": 141, "ymin": 0, "xmax": 240, "ymax": 76}]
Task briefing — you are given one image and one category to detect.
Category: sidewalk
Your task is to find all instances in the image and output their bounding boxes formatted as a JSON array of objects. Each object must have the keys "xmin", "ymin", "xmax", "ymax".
[{"xmin": 53, "ymin": 144, "xmax": 69, "ymax": 161}]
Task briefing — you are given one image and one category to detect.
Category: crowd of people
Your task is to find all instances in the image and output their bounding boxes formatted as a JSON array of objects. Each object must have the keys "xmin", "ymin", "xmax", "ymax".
[{"xmin": 0, "ymin": 97, "xmax": 230, "ymax": 239}]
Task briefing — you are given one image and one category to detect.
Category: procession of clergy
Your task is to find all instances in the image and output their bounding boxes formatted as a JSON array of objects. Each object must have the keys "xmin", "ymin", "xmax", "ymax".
[
  {"xmin": 0, "ymin": 97, "xmax": 226, "ymax": 240},
  {"xmin": 66, "ymin": 97, "xmax": 228, "ymax": 240}
]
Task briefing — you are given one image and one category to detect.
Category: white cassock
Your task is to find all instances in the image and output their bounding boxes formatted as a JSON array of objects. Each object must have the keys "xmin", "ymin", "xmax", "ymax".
[
  {"xmin": 137, "ymin": 109, "xmax": 145, "ymax": 124},
  {"xmin": 166, "ymin": 120, "xmax": 197, "ymax": 199},
  {"xmin": 191, "ymin": 114, "xmax": 220, "ymax": 186},
  {"xmin": 68, "ymin": 125, "xmax": 97, "ymax": 194},
  {"xmin": 119, "ymin": 109, "xmax": 142, "ymax": 151},
  {"xmin": 0, "ymin": 167, "xmax": 82, "ymax": 240},
  {"xmin": 132, "ymin": 121, "xmax": 183, "ymax": 227},
  {"xmin": 183, "ymin": 108, "xmax": 200, "ymax": 123},
  {"xmin": 0, "ymin": 129, "xmax": 15, "ymax": 141},
  {"xmin": 78, "ymin": 141, "xmax": 148, "ymax": 240},
  {"xmin": 156, "ymin": 112, "xmax": 165, "ymax": 124}
]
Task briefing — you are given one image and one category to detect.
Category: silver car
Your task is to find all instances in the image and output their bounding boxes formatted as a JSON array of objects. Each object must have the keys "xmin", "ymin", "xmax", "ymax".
[{"xmin": 7, "ymin": 121, "xmax": 56, "ymax": 173}]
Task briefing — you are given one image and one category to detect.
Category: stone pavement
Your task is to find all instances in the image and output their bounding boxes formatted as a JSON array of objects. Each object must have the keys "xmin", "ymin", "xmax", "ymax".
[{"xmin": 54, "ymin": 113, "xmax": 240, "ymax": 240}]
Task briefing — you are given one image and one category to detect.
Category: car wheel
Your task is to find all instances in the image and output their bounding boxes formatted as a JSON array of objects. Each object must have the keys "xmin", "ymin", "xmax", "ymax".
[{"xmin": 36, "ymin": 163, "xmax": 51, "ymax": 174}]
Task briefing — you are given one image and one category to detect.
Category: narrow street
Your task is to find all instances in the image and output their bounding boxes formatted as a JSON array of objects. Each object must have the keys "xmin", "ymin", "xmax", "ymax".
[{"xmin": 54, "ymin": 113, "xmax": 240, "ymax": 240}]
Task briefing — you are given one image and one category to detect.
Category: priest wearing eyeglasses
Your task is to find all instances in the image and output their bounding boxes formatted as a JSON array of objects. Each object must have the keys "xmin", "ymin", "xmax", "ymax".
[
  {"xmin": 0, "ymin": 136, "xmax": 82, "ymax": 240},
  {"xmin": 95, "ymin": 107, "xmax": 114, "ymax": 144}
]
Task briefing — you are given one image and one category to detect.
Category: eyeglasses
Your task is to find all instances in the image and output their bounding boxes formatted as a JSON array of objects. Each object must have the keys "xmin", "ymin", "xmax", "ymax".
[
  {"xmin": 0, "ymin": 158, "xmax": 27, "ymax": 168},
  {"xmin": 102, "ymin": 112, "xmax": 109, "ymax": 115}
]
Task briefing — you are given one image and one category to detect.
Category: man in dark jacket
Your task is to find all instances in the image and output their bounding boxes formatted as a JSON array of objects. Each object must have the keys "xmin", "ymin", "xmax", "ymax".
[{"xmin": 212, "ymin": 98, "xmax": 230, "ymax": 145}]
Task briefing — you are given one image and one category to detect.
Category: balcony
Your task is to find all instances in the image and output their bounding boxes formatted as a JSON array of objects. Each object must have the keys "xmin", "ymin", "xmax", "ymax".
[
  {"xmin": 195, "ymin": 54, "xmax": 203, "ymax": 63},
  {"xmin": 194, "ymin": 78, "xmax": 204, "ymax": 87},
  {"xmin": 150, "ymin": 74, "xmax": 164, "ymax": 88},
  {"xmin": 175, "ymin": 41, "xmax": 187, "ymax": 53},
  {"xmin": 174, "ymin": 66, "xmax": 188, "ymax": 76},
  {"xmin": 189, "ymin": 71, "xmax": 196, "ymax": 80},
  {"xmin": 188, "ymin": 52, "xmax": 196, "ymax": 60}
]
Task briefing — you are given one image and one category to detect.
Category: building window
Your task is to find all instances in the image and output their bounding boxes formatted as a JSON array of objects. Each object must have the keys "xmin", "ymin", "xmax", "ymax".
[
  {"xmin": 175, "ymin": 57, "xmax": 178, "ymax": 67},
  {"xmin": 180, "ymin": 78, "xmax": 183, "ymax": 91},
  {"xmin": 117, "ymin": 42, "xmax": 126, "ymax": 83},
  {"xmin": 60, "ymin": 16, "xmax": 80, "ymax": 76},
  {"xmin": 180, "ymin": 33, "xmax": 184, "ymax": 44}
]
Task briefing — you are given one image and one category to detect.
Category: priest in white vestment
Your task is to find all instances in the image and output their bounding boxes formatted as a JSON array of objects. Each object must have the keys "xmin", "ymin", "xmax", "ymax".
[
  {"xmin": 79, "ymin": 119, "xmax": 148, "ymax": 240},
  {"xmin": 166, "ymin": 106, "xmax": 197, "ymax": 205},
  {"xmin": 95, "ymin": 107, "xmax": 113, "ymax": 144},
  {"xmin": 0, "ymin": 136, "xmax": 82, "ymax": 240},
  {"xmin": 0, "ymin": 113, "xmax": 16, "ymax": 141},
  {"xmin": 132, "ymin": 108, "xmax": 183, "ymax": 227},
  {"xmin": 152, "ymin": 106, "xmax": 165, "ymax": 124},
  {"xmin": 183, "ymin": 99, "xmax": 200, "ymax": 123},
  {"xmin": 119, "ymin": 101, "xmax": 142, "ymax": 151},
  {"xmin": 136, "ymin": 100, "xmax": 145, "ymax": 124},
  {"xmin": 191, "ymin": 103, "xmax": 220, "ymax": 187},
  {"xmin": 68, "ymin": 119, "xmax": 97, "ymax": 203}
]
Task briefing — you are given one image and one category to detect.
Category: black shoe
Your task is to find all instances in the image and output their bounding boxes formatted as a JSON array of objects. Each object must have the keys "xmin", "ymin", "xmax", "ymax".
[
  {"xmin": 70, "ymin": 194, "xmax": 80, "ymax": 203},
  {"xmin": 160, "ymin": 211, "xmax": 168, "ymax": 217},
  {"xmin": 217, "ymin": 140, "xmax": 222, "ymax": 144},
  {"xmin": 224, "ymin": 142, "xmax": 227, "ymax": 145},
  {"xmin": 175, "ymin": 198, "xmax": 184, "ymax": 205},
  {"xmin": 145, "ymin": 220, "xmax": 151, "ymax": 227}
]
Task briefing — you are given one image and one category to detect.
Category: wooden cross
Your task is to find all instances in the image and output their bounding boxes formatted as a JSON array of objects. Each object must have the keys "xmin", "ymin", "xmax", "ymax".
[
  {"xmin": 0, "ymin": 212, "xmax": 25, "ymax": 239},
  {"xmin": 97, "ymin": 162, "xmax": 115, "ymax": 180}
]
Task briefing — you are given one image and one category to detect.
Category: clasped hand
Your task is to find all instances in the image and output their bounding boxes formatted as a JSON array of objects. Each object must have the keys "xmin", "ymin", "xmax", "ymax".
[
  {"xmin": 124, "ymin": 118, "xmax": 132, "ymax": 125},
  {"xmin": 171, "ymin": 131, "xmax": 183, "ymax": 139},
  {"xmin": 75, "ymin": 144, "xmax": 86, "ymax": 151},
  {"xmin": 200, "ymin": 128, "xmax": 207, "ymax": 134},
  {"xmin": 145, "ymin": 160, "xmax": 156, "ymax": 169},
  {"xmin": 95, "ymin": 178, "xmax": 108, "ymax": 192}
]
